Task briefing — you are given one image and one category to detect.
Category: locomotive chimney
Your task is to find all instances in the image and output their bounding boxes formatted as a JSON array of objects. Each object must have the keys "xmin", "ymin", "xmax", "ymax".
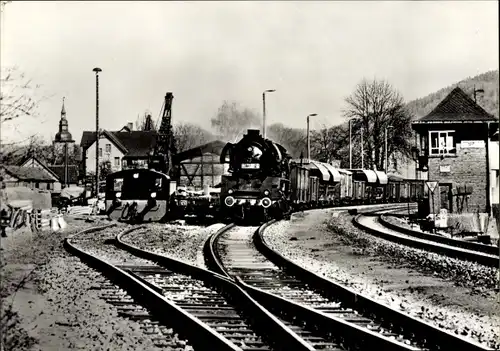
[{"xmin": 247, "ymin": 129, "xmax": 260, "ymax": 137}]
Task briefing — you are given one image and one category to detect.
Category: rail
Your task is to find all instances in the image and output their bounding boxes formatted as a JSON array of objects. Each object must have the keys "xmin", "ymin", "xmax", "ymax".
[
  {"xmin": 64, "ymin": 225, "xmax": 241, "ymax": 351},
  {"xmin": 378, "ymin": 214, "xmax": 499, "ymax": 256},
  {"xmin": 206, "ymin": 223, "xmax": 429, "ymax": 351},
  {"xmin": 353, "ymin": 213, "xmax": 499, "ymax": 268},
  {"xmin": 254, "ymin": 218, "xmax": 493, "ymax": 350},
  {"xmin": 117, "ymin": 224, "xmax": 314, "ymax": 351}
]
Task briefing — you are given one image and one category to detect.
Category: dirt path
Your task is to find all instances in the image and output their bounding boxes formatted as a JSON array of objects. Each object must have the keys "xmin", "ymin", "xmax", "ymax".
[{"xmin": 265, "ymin": 209, "xmax": 500, "ymax": 349}]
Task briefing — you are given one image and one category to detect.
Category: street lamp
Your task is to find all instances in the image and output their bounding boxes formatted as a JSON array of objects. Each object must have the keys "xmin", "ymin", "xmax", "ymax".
[
  {"xmin": 385, "ymin": 126, "xmax": 394, "ymax": 173},
  {"xmin": 93, "ymin": 67, "xmax": 102, "ymax": 198},
  {"xmin": 306, "ymin": 113, "xmax": 317, "ymax": 160},
  {"xmin": 262, "ymin": 89, "xmax": 276, "ymax": 139}
]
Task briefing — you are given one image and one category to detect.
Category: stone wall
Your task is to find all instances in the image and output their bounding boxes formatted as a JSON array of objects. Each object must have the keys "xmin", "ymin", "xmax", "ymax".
[{"xmin": 428, "ymin": 142, "xmax": 488, "ymax": 213}]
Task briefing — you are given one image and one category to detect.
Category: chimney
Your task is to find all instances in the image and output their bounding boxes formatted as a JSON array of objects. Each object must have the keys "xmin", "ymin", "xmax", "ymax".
[{"xmin": 127, "ymin": 122, "xmax": 133, "ymax": 131}]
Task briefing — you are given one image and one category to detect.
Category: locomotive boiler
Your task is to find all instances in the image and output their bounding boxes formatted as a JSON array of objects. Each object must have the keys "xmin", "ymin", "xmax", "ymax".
[{"xmin": 219, "ymin": 129, "xmax": 292, "ymax": 222}]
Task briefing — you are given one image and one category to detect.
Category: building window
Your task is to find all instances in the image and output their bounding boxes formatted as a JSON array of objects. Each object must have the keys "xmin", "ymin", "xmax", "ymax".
[
  {"xmin": 106, "ymin": 144, "xmax": 111, "ymax": 153},
  {"xmin": 35, "ymin": 182, "xmax": 40, "ymax": 188},
  {"xmin": 99, "ymin": 148, "xmax": 102, "ymax": 157},
  {"xmin": 429, "ymin": 130, "xmax": 456, "ymax": 155},
  {"xmin": 47, "ymin": 183, "xmax": 52, "ymax": 190},
  {"xmin": 114, "ymin": 157, "xmax": 120, "ymax": 167}
]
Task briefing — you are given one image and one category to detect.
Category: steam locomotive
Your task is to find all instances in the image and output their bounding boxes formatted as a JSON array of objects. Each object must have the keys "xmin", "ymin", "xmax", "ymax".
[{"xmin": 219, "ymin": 129, "xmax": 292, "ymax": 221}]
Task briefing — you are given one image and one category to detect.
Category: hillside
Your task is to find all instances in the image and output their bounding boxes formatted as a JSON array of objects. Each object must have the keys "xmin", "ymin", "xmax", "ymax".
[{"xmin": 406, "ymin": 70, "xmax": 499, "ymax": 119}]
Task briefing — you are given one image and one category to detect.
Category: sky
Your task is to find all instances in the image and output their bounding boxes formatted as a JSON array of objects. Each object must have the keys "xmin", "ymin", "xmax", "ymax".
[{"xmin": 1, "ymin": 1, "xmax": 498, "ymax": 145}]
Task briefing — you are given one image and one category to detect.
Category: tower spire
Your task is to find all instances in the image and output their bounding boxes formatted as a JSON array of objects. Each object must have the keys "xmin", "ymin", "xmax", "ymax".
[{"xmin": 61, "ymin": 97, "xmax": 66, "ymax": 117}]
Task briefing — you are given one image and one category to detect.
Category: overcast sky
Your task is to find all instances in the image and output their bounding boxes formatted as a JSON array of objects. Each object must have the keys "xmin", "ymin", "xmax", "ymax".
[{"xmin": 1, "ymin": 1, "xmax": 498, "ymax": 144}]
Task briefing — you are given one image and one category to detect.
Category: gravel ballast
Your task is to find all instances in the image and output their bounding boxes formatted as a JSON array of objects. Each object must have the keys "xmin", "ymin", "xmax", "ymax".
[
  {"xmin": 121, "ymin": 223, "xmax": 227, "ymax": 267},
  {"xmin": 0, "ymin": 218, "xmax": 196, "ymax": 351},
  {"xmin": 264, "ymin": 210, "xmax": 500, "ymax": 349}
]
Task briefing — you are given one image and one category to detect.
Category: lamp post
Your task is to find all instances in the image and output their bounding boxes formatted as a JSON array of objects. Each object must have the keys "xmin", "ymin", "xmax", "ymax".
[
  {"xmin": 93, "ymin": 67, "xmax": 102, "ymax": 198},
  {"xmin": 262, "ymin": 89, "xmax": 276, "ymax": 139},
  {"xmin": 385, "ymin": 126, "xmax": 393, "ymax": 173},
  {"xmin": 306, "ymin": 113, "xmax": 317, "ymax": 160}
]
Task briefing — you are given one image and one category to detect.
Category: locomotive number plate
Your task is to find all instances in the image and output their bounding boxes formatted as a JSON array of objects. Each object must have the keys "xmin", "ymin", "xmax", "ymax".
[{"xmin": 242, "ymin": 163, "xmax": 260, "ymax": 169}]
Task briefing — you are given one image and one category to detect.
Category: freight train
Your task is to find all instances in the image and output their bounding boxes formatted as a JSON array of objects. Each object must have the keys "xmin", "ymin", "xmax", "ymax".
[{"xmin": 104, "ymin": 129, "xmax": 426, "ymax": 223}]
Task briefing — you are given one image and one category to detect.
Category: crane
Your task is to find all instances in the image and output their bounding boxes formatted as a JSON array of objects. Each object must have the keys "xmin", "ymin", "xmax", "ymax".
[{"xmin": 149, "ymin": 92, "xmax": 177, "ymax": 178}]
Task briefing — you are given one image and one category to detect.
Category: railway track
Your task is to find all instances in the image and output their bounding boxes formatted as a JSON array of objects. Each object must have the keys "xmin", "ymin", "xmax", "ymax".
[
  {"xmin": 205, "ymin": 217, "xmax": 493, "ymax": 351},
  {"xmin": 66, "ymin": 223, "xmax": 322, "ymax": 350},
  {"xmin": 353, "ymin": 210, "xmax": 499, "ymax": 267}
]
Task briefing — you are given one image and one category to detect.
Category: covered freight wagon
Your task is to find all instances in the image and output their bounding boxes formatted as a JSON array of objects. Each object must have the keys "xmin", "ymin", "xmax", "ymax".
[{"xmin": 172, "ymin": 141, "xmax": 229, "ymax": 191}]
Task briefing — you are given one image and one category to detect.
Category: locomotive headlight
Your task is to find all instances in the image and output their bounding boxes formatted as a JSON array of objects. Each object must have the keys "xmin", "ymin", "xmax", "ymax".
[
  {"xmin": 116, "ymin": 192, "xmax": 122, "ymax": 198},
  {"xmin": 228, "ymin": 189, "xmax": 234, "ymax": 194},
  {"xmin": 151, "ymin": 192, "xmax": 157, "ymax": 198},
  {"xmin": 261, "ymin": 197, "xmax": 272, "ymax": 208},
  {"xmin": 224, "ymin": 196, "xmax": 235, "ymax": 207},
  {"xmin": 264, "ymin": 190, "xmax": 270, "ymax": 196}
]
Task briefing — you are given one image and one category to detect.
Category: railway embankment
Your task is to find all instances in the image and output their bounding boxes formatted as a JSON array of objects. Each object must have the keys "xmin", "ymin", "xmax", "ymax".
[{"xmin": 263, "ymin": 209, "xmax": 500, "ymax": 350}]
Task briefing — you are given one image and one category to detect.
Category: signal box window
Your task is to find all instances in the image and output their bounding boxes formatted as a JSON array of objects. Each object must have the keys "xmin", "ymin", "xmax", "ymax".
[{"xmin": 429, "ymin": 131, "xmax": 456, "ymax": 155}]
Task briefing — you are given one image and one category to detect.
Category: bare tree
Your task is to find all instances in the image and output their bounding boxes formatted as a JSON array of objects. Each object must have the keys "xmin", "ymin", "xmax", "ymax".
[
  {"xmin": 1, "ymin": 67, "xmax": 40, "ymax": 126},
  {"xmin": 343, "ymin": 78, "xmax": 413, "ymax": 171},
  {"xmin": 310, "ymin": 124, "xmax": 349, "ymax": 165},
  {"xmin": 173, "ymin": 122, "xmax": 214, "ymax": 153},
  {"xmin": 211, "ymin": 101, "xmax": 260, "ymax": 142}
]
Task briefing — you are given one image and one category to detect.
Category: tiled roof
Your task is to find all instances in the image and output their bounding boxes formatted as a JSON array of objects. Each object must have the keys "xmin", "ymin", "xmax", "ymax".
[
  {"xmin": 80, "ymin": 130, "xmax": 157, "ymax": 157},
  {"xmin": 48, "ymin": 165, "xmax": 79, "ymax": 183},
  {"xmin": 416, "ymin": 87, "xmax": 497, "ymax": 123},
  {"xmin": 2, "ymin": 166, "xmax": 56, "ymax": 182}
]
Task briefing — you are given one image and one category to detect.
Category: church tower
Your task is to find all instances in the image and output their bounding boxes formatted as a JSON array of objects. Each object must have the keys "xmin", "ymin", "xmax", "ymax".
[{"xmin": 53, "ymin": 97, "xmax": 75, "ymax": 187}]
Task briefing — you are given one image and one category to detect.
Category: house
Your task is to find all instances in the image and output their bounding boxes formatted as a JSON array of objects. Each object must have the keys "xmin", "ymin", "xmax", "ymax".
[
  {"xmin": 17, "ymin": 155, "xmax": 80, "ymax": 191},
  {"xmin": 80, "ymin": 123, "xmax": 157, "ymax": 178},
  {"xmin": 1, "ymin": 165, "xmax": 56, "ymax": 191},
  {"xmin": 412, "ymin": 87, "xmax": 499, "ymax": 214},
  {"xmin": 16, "ymin": 156, "xmax": 62, "ymax": 191}
]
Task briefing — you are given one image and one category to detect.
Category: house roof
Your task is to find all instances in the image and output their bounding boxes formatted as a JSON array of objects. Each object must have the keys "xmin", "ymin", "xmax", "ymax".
[
  {"xmin": 80, "ymin": 130, "xmax": 157, "ymax": 157},
  {"xmin": 48, "ymin": 165, "xmax": 79, "ymax": 183},
  {"xmin": 173, "ymin": 140, "xmax": 226, "ymax": 163},
  {"xmin": 18, "ymin": 156, "xmax": 61, "ymax": 180},
  {"xmin": 414, "ymin": 87, "xmax": 497, "ymax": 124},
  {"xmin": 2, "ymin": 166, "xmax": 56, "ymax": 182}
]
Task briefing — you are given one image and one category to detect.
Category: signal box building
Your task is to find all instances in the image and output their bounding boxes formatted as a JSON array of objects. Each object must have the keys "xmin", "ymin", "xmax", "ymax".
[{"xmin": 412, "ymin": 87, "xmax": 499, "ymax": 215}]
